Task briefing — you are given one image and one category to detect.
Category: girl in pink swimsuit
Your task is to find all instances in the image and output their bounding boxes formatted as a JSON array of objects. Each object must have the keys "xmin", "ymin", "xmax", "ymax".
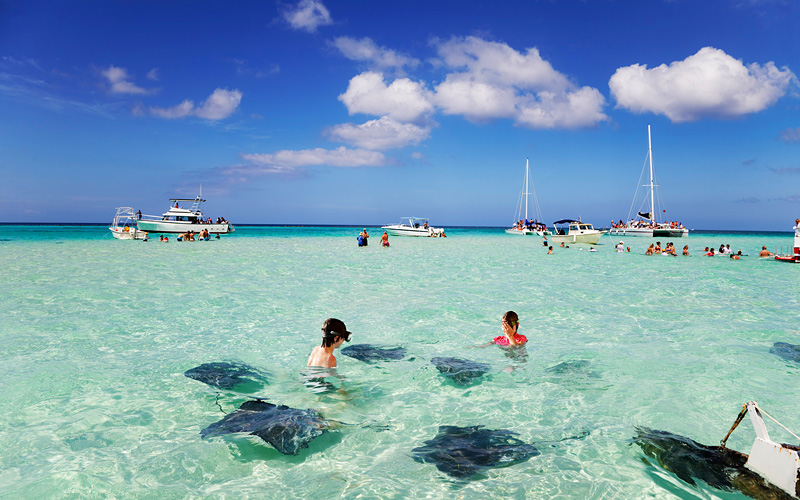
[{"xmin": 493, "ymin": 311, "xmax": 527, "ymax": 347}]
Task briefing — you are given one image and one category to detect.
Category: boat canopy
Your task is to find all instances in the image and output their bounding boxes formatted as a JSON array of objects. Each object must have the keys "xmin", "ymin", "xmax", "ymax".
[{"xmin": 552, "ymin": 219, "xmax": 580, "ymax": 225}]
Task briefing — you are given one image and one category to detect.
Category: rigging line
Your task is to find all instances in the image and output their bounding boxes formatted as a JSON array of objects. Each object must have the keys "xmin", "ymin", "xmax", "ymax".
[
  {"xmin": 759, "ymin": 407, "xmax": 800, "ymax": 443},
  {"xmin": 625, "ymin": 153, "xmax": 650, "ymax": 222}
]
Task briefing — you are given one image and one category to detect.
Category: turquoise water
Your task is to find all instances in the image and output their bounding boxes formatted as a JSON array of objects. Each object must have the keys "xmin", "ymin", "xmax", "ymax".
[{"xmin": 1, "ymin": 225, "xmax": 798, "ymax": 499}]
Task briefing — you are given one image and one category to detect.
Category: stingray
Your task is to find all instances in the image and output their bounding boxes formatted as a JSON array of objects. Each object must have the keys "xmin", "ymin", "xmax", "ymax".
[
  {"xmin": 431, "ymin": 357, "xmax": 490, "ymax": 386},
  {"xmin": 201, "ymin": 400, "xmax": 333, "ymax": 455},
  {"xmin": 770, "ymin": 342, "xmax": 800, "ymax": 364},
  {"xmin": 184, "ymin": 362, "xmax": 268, "ymax": 391},
  {"xmin": 411, "ymin": 425, "xmax": 540, "ymax": 479},
  {"xmin": 545, "ymin": 360, "xmax": 601, "ymax": 378},
  {"xmin": 633, "ymin": 427, "xmax": 794, "ymax": 499},
  {"xmin": 341, "ymin": 344, "xmax": 406, "ymax": 363}
]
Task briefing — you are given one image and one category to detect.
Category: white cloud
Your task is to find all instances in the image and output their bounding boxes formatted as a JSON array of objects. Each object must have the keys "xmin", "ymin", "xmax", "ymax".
[
  {"xmin": 282, "ymin": 0, "xmax": 332, "ymax": 32},
  {"xmin": 435, "ymin": 36, "xmax": 570, "ymax": 92},
  {"xmin": 431, "ymin": 36, "xmax": 607, "ymax": 128},
  {"xmin": 150, "ymin": 88, "xmax": 242, "ymax": 120},
  {"xmin": 146, "ymin": 68, "xmax": 159, "ymax": 81},
  {"xmin": 102, "ymin": 65, "xmax": 149, "ymax": 95},
  {"xmin": 241, "ymin": 146, "xmax": 386, "ymax": 169},
  {"xmin": 338, "ymin": 72, "xmax": 434, "ymax": 123},
  {"xmin": 331, "ymin": 37, "xmax": 419, "ymax": 70},
  {"xmin": 780, "ymin": 127, "xmax": 800, "ymax": 143},
  {"xmin": 609, "ymin": 47, "xmax": 796, "ymax": 122},
  {"xmin": 325, "ymin": 116, "xmax": 431, "ymax": 150}
]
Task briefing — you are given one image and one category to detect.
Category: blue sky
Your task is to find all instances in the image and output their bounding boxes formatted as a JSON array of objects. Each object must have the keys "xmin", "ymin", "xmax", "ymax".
[{"xmin": 1, "ymin": 0, "xmax": 798, "ymax": 230}]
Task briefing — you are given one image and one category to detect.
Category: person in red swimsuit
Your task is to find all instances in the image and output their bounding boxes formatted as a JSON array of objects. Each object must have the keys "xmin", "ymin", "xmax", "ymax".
[{"xmin": 493, "ymin": 311, "xmax": 527, "ymax": 347}]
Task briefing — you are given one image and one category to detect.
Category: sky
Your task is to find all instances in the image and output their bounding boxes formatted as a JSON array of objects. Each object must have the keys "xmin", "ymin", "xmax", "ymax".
[{"xmin": 0, "ymin": 0, "xmax": 798, "ymax": 230}]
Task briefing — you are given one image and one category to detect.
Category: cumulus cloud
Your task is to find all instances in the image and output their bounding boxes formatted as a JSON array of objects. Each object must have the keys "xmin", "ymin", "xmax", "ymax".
[
  {"xmin": 241, "ymin": 146, "xmax": 386, "ymax": 169},
  {"xmin": 102, "ymin": 65, "xmax": 149, "ymax": 95},
  {"xmin": 780, "ymin": 127, "xmax": 800, "ymax": 143},
  {"xmin": 146, "ymin": 68, "xmax": 159, "ymax": 81},
  {"xmin": 431, "ymin": 36, "xmax": 607, "ymax": 129},
  {"xmin": 331, "ymin": 37, "xmax": 419, "ymax": 70},
  {"xmin": 282, "ymin": 0, "xmax": 332, "ymax": 32},
  {"xmin": 338, "ymin": 72, "xmax": 434, "ymax": 123},
  {"xmin": 150, "ymin": 88, "xmax": 242, "ymax": 120},
  {"xmin": 609, "ymin": 47, "xmax": 796, "ymax": 122},
  {"xmin": 325, "ymin": 116, "xmax": 431, "ymax": 150}
]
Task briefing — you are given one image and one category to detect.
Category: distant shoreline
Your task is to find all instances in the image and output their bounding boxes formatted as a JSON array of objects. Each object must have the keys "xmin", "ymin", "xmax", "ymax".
[{"xmin": 0, "ymin": 222, "xmax": 793, "ymax": 235}]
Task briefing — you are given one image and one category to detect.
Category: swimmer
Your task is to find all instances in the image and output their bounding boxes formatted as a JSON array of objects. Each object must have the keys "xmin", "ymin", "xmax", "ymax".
[
  {"xmin": 759, "ymin": 246, "xmax": 773, "ymax": 258},
  {"xmin": 380, "ymin": 231, "xmax": 390, "ymax": 247},
  {"xmin": 547, "ymin": 245, "xmax": 553, "ymax": 254},
  {"xmin": 730, "ymin": 251, "xmax": 742, "ymax": 260},
  {"xmin": 307, "ymin": 318, "xmax": 352, "ymax": 368},
  {"xmin": 494, "ymin": 311, "xmax": 527, "ymax": 347},
  {"xmin": 682, "ymin": 245, "xmax": 689, "ymax": 256}
]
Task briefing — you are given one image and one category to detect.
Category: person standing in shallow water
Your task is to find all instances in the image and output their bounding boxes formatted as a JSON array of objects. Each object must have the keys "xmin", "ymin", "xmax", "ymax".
[{"xmin": 307, "ymin": 318, "xmax": 352, "ymax": 368}]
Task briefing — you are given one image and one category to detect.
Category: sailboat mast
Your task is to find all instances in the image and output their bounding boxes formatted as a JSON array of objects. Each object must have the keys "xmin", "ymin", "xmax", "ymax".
[
  {"xmin": 648, "ymin": 125, "xmax": 654, "ymax": 222},
  {"xmin": 524, "ymin": 158, "xmax": 529, "ymax": 221}
]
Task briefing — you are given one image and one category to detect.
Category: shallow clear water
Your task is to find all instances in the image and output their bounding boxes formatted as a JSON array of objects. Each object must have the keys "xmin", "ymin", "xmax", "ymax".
[{"xmin": 1, "ymin": 225, "xmax": 798, "ymax": 499}]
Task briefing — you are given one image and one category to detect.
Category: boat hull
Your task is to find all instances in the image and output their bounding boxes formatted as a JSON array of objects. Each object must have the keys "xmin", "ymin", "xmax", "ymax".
[
  {"xmin": 549, "ymin": 232, "xmax": 604, "ymax": 245},
  {"xmin": 505, "ymin": 228, "xmax": 548, "ymax": 236},
  {"xmin": 109, "ymin": 227, "xmax": 147, "ymax": 240},
  {"xmin": 136, "ymin": 220, "xmax": 234, "ymax": 234},
  {"xmin": 609, "ymin": 227, "xmax": 688, "ymax": 238},
  {"xmin": 383, "ymin": 226, "xmax": 441, "ymax": 237}
]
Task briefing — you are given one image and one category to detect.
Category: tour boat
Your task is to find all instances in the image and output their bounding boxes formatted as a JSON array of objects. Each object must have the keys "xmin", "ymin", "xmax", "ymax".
[
  {"xmin": 549, "ymin": 219, "xmax": 605, "ymax": 245},
  {"xmin": 775, "ymin": 223, "xmax": 800, "ymax": 263},
  {"xmin": 135, "ymin": 194, "xmax": 234, "ymax": 235},
  {"xmin": 609, "ymin": 126, "xmax": 688, "ymax": 238},
  {"xmin": 382, "ymin": 217, "xmax": 444, "ymax": 237},
  {"xmin": 505, "ymin": 157, "xmax": 548, "ymax": 236},
  {"xmin": 109, "ymin": 207, "xmax": 147, "ymax": 240}
]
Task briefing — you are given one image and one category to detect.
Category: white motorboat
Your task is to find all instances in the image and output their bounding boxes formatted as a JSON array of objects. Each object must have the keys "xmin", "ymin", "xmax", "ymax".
[
  {"xmin": 136, "ymin": 194, "xmax": 234, "ymax": 235},
  {"xmin": 609, "ymin": 125, "xmax": 688, "ymax": 238},
  {"xmin": 549, "ymin": 219, "xmax": 605, "ymax": 245},
  {"xmin": 506, "ymin": 157, "xmax": 549, "ymax": 236},
  {"xmin": 109, "ymin": 207, "xmax": 148, "ymax": 240},
  {"xmin": 382, "ymin": 217, "xmax": 444, "ymax": 237}
]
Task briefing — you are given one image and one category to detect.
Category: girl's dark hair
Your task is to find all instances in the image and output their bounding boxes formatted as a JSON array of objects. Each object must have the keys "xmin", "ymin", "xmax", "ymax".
[{"xmin": 502, "ymin": 311, "xmax": 518, "ymax": 323}]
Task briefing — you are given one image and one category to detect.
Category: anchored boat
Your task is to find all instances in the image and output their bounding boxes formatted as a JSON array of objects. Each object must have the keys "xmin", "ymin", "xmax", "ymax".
[
  {"xmin": 506, "ymin": 157, "xmax": 548, "ymax": 236},
  {"xmin": 775, "ymin": 223, "xmax": 800, "ymax": 263},
  {"xmin": 136, "ymin": 194, "xmax": 234, "ymax": 235},
  {"xmin": 609, "ymin": 125, "xmax": 688, "ymax": 238},
  {"xmin": 382, "ymin": 217, "xmax": 444, "ymax": 237},
  {"xmin": 549, "ymin": 219, "xmax": 604, "ymax": 245},
  {"xmin": 109, "ymin": 207, "xmax": 148, "ymax": 240}
]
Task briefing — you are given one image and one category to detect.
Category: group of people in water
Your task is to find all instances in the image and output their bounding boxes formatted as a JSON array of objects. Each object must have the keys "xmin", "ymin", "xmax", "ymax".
[
  {"xmin": 308, "ymin": 311, "xmax": 527, "ymax": 368},
  {"xmin": 176, "ymin": 229, "xmax": 216, "ymax": 241}
]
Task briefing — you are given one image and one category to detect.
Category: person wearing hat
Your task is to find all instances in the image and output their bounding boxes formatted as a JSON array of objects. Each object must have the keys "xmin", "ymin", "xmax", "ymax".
[
  {"xmin": 307, "ymin": 318, "xmax": 352, "ymax": 368},
  {"xmin": 616, "ymin": 241, "xmax": 624, "ymax": 252}
]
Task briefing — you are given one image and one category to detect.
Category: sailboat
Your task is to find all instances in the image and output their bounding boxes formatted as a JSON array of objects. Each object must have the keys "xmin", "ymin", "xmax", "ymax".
[
  {"xmin": 505, "ymin": 158, "xmax": 548, "ymax": 236},
  {"xmin": 609, "ymin": 126, "xmax": 688, "ymax": 238}
]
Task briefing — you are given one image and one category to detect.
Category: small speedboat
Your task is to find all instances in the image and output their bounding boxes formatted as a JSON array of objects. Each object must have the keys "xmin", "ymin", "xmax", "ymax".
[
  {"xmin": 109, "ymin": 207, "xmax": 147, "ymax": 240},
  {"xmin": 382, "ymin": 217, "xmax": 444, "ymax": 237},
  {"xmin": 549, "ymin": 219, "xmax": 605, "ymax": 245}
]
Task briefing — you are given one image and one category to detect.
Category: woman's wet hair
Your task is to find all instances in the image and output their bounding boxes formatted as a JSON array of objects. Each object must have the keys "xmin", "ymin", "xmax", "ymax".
[{"xmin": 502, "ymin": 310, "xmax": 519, "ymax": 325}]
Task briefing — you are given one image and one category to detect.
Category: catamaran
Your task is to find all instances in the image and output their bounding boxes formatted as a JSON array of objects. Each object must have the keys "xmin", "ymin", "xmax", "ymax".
[
  {"xmin": 505, "ymin": 157, "xmax": 548, "ymax": 236},
  {"xmin": 609, "ymin": 126, "xmax": 688, "ymax": 238}
]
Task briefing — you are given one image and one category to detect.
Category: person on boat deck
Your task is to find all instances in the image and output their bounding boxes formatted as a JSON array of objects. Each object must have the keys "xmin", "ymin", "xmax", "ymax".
[
  {"xmin": 307, "ymin": 318, "xmax": 352, "ymax": 368},
  {"xmin": 137, "ymin": 210, "xmax": 142, "ymax": 220},
  {"xmin": 795, "ymin": 219, "xmax": 800, "ymax": 229},
  {"xmin": 759, "ymin": 246, "xmax": 773, "ymax": 257},
  {"xmin": 423, "ymin": 221, "xmax": 428, "ymax": 229}
]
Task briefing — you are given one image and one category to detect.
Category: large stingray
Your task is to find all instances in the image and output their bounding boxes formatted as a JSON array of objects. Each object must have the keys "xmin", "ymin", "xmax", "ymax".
[
  {"xmin": 770, "ymin": 342, "xmax": 800, "ymax": 364},
  {"xmin": 411, "ymin": 425, "xmax": 540, "ymax": 479},
  {"xmin": 184, "ymin": 362, "xmax": 268, "ymax": 391},
  {"xmin": 633, "ymin": 427, "xmax": 795, "ymax": 499},
  {"xmin": 341, "ymin": 344, "xmax": 406, "ymax": 363},
  {"xmin": 201, "ymin": 400, "xmax": 332, "ymax": 455},
  {"xmin": 431, "ymin": 357, "xmax": 490, "ymax": 386},
  {"xmin": 545, "ymin": 360, "xmax": 601, "ymax": 378}
]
